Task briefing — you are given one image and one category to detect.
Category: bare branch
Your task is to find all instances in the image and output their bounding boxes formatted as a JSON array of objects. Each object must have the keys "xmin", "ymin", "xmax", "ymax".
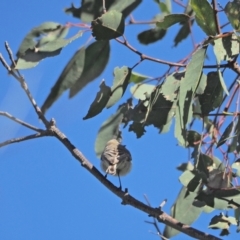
[
  {"xmin": 0, "ymin": 53, "xmax": 11, "ymax": 72},
  {"xmin": 0, "ymin": 131, "xmax": 52, "ymax": 148},
  {"xmin": 0, "ymin": 111, "xmax": 43, "ymax": 132},
  {"xmin": 48, "ymin": 121, "xmax": 221, "ymax": 240},
  {"xmin": 5, "ymin": 41, "xmax": 16, "ymax": 68},
  {"xmin": 1, "ymin": 44, "xmax": 50, "ymax": 127},
  {"xmin": 144, "ymin": 194, "xmax": 164, "ymax": 240},
  {"xmin": 115, "ymin": 38, "xmax": 186, "ymax": 68}
]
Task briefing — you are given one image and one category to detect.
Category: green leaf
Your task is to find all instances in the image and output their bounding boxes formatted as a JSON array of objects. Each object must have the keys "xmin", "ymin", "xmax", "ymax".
[
  {"xmin": 16, "ymin": 52, "xmax": 61, "ymax": 69},
  {"xmin": 179, "ymin": 170, "xmax": 202, "ymax": 192},
  {"xmin": 163, "ymin": 187, "xmax": 202, "ymax": 238},
  {"xmin": 156, "ymin": 14, "xmax": 190, "ymax": 29},
  {"xmin": 154, "ymin": 0, "xmax": 172, "ymax": 13},
  {"xmin": 94, "ymin": 104, "xmax": 129, "ymax": 158},
  {"xmin": 106, "ymin": 66, "xmax": 131, "ymax": 108},
  {"xmin": 138, "ymin": 28, "xmax": 167, "ymax": 45},
  {"xmin": 232, "ymin": 159, "xmax": 240, "ymax": 177},
  {"xmin": 65, "ymin": 0, "xmax": 142, "ymax": 22},
  {"xmin": 161, "ymin": 71, "xmax": 182, "ymax": 101},
  {"xmin": 174, "ymin": 19, "xmax": 194, "ymax": 47},
  {"xmin": 194, "ymin": 153, "xmax": 214, "ymax": 175},
  {"xmin": 65, "ymin": 0, "xmax": 103, "ymax": 22},
  {"xmin": 218, "ymin": 70, "xmax": 228, "ymax": 96},
  {"xmin": 209, "ymin": 213, "xmax": 237, "ymax": 235},
  {"xmin": 174, "ymin": 102, "xmax": 186, "ymax": 146},
  {"xmin": 213, "ymin": 33, "xmax": 240, "ymax": 64},
  {"xmin": 185, "ymin": 130, "xmax": 201, "ymax": 147},
  {"xmin": 208, "ymin": 169, "xmax": 231, "ymax": 189},
  {"xmin": 178, "ymin": 46, "xmax": 207, "ymax": 136},
  {"xmin": 190, "ymin": 0, "xmax": 218, "ymax": 36},
  {"xmin": 196, "ymin": 188, "xmax": 240, "ymax": 210},
  {"xmin": 129, "ymin": 72, "xmax": 151, "ymax": 83},
  {"xmin": 195, "ymin": 73, "xmax": 207, "ymax": 95},
  {"xmin": 15, "ymin": 23, "xmax": 83, "ymax": 69},
  {"xmin": 177, "ymin": 162, "xmax": 194, "ymax": 172},
  {"xmin": 225, "ymin": 0, "xmax": 240, "ymax": 32},
  {"xmin": 91, "ymin": 10, "xmax": 125, "ymax": 40},
  {"xmin": 235, "ymin": 208, "xmax": 240, "ymax": 232},
  {"xmin": 198, "ymin": 71, "xmax": 223, "ymax": 115},
  {"xmin": 130, "ymin": 84, "xmax": 155, "ymax": 102},
  {"xmin": 129, "ymin": 122, "xmax": 146, "ymax": 138},
  {"xmin": 228, "ymin": 135, "xmax": 238, "ymax": 153},
  {"xmin": 37, "ymin": 30, "xmax": 83, "ymax": 52},
  {"xmin": 174, "ymin": 2, "xmax": 194, "ymax": 46},
  {"xmin": 217, "ymin": 122, "xmax": 234, "ymax": 148},
  {"xmin": 83, "ymin": 81, "xmax": 111, "ymax": 120},
  {"xmin": 145, "ymin": 86, "xmax": 174, "ymax": 131},
  {"xmin": 70, "ymin": 40, "xmax": 110, "ymax": 98},
  {"xmin": 109, "ymin": 0, "xmax": 142, "ymax": 17},
  {"xmin": 17, "ymin": 22, "xmax": 62, "ymax": 56},
  {"xmin": 41, "ymin": 47, "xmax": 86, "ymax": 114}
]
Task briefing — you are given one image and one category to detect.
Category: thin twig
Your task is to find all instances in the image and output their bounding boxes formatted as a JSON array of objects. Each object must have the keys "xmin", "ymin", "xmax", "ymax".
[
  {"xmin": 0, "ymin": 131, "xmax": 52, "ymax": 148},
  {"xmin": 115, "ymin": 37, "xmax": 186, "ymax": 67},
  {"xmin": 2, "ymin": 43, "xmax": 49, "ymax": 126},
  {"xmin": 0, "ymin": 111, "xmax": 43, "ymax": 132},
  {"xmin": 5, "ymin": 41, "xmax": 16, "ymax": 68},
  {"xmin": 144, "ymin": 194, "xmax": 164, "ymax": 240},
  {"xmin": 0, "ymin": 53, "xmax": 11, "ymax": 72}
]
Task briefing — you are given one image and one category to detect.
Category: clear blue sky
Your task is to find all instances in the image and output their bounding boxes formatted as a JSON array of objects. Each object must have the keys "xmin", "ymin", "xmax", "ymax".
[{"xmin": 0, "ymin": 0, "xmax": 236, "ymax": 239}]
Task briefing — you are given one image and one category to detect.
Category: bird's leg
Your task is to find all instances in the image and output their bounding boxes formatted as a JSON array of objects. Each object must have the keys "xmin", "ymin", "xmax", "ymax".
[
  {"xmin": 104, "ymin": 172, "xmax": 108, "ymax": 178},
  {"xmin": 117, "ymin": 170, "xmax": 122, "ymax": 190}
]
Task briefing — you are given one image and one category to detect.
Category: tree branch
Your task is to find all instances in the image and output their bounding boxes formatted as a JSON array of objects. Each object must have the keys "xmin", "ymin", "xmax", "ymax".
[
  {"xmin": 0, "ymin": 111, "xmax": 43, "ymax": 132},
  {"xmin": 115, "ymin": 37, "xmax": 186, "ymax": 67},
  {"xmin": 0, "ymin": 43, "xmax": 222, "ymax": 240},
  {"xmin": 48, "ymin": 121, "xmax": 221, "ymax": 240},
  {"xmin": 2, "ymin": 42, "xmax": 49, "ymax": 126},
  {"xmin": 0, "ymin": 131, "xmax": 52, "ymax": 148}
]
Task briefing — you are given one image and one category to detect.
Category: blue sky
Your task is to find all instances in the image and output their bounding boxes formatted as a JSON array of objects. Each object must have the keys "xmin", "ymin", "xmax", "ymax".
[{"xmin": 0, "ymin": 0, "xmax": 237, "ymax": 239}]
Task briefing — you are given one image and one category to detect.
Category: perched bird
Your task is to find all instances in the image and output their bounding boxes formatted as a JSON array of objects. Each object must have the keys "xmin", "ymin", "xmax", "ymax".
[{"xmin": 101, "ymin": 139, "xmax": 132, "ymax": 188}]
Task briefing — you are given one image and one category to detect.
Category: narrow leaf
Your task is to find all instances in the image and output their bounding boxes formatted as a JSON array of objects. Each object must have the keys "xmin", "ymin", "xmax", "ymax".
[
  {"xmin": 109, "ymin": 0, "xmax": 142, "ymax": 17},
  {"xmin": 161, "ymin": 71, "xmax": 183, "ymax": 101},
  {"xmin": 213, "ymin": 33, "xmax": 240, "ymax": 64},
  {"xmin": 164, "ymin": 187, "xmax": 202, "ymax": 238},
  {"xmin": 198, "ymin": 71, "xmax": 224, "ymax": 115},
  {"xmin": 129, "ymin": 72, "xmax": 151, "ymax": 83},
  {"xmin": 156, "ymin": 14, "xmax": 190, "ymax": 30},
  {"xmin": 217, "ymin": 122, "xmax": 234, "ymax": 148},
  {"xmin": 106, "ymin": 66, "xmax": 131, "ymax": 108},
  {"xmin": 225, "ymin": 0, "xmax": 240, "ymax": 32},
  {"xmin": 218, "ymin": 70, "xmax": 229, "ymax": 96},
  {"xmin": 130, "ymin": 84, "xmax": 155, "ymax": 101},
  {"xmin": 83, "ymin": 80, "xmax": 111, "ymax": 120},
  {"xmin": 178, "ymin": 46, "xmax": 207, "ymax": 131},
  {"xmin": 70, "ymin": 40, "xmax": 110, "ymax": 98},
  {"xmin": 15, "ymin": 23, "xmax": 83, "ymax": 69},
  {"xmin": 41, "ymin": 47, "xmax": 86, "ymax": 114},
  {"xmin": 37, "ymin": 31, "xmax": 83, "ymax": 52},
  {"xmin": 138, "ymin": 28, "xmax": 167, "ymax": 45},
  {"xmin": 191, "ymin": 0, "xmax": 218, "ymax": 36}
]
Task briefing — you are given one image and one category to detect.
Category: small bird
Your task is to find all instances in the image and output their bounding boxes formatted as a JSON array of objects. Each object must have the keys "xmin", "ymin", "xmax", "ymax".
[{"xmin": 101, "ymin": 139, "xmax": 132, "ymax": 188}]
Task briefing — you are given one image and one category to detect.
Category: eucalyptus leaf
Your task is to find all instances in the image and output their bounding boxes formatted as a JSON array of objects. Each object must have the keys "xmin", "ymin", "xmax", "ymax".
[{"xmin": 92, "ymin": 10, "xmax": 125, "ymax": 40}]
